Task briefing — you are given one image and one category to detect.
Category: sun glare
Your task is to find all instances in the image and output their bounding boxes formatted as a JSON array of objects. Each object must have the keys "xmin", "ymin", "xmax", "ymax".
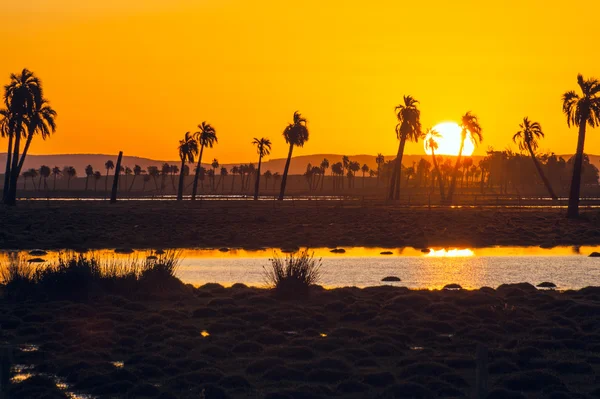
[
  {"xmin": 424, "ymin": 122, "xmax": 475, "ymax": 156},
  {"xmin": 426, "ymin": 248, "xmax": 475, "ymax": 257}
]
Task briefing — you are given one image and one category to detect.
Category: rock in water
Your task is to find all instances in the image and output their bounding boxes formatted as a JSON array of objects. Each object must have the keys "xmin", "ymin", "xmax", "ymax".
[
  {"xmin": 28, "ymin": 249, "xmax": 47, "ymax": 256},
  {"xmin": 381, "ymin": 276, "xmax": 401, "ymax": 282},
  {"xmin": 590, "ymin": 252, "xmax": 600, "ymax": 258},
  {"xmin": 536, "ymin": 282, "xmax": 557, "ymax": 289},
  {"xmin": 380, "ymin": 251, "xmax": 393, "ymax": 255},
  {"xmin": 330, "ymin": 248, "xmax": 346, "ymax": 254},
  {"xmin": 443, "ymin": 283, "xmax": 463, "ymax": 291}
]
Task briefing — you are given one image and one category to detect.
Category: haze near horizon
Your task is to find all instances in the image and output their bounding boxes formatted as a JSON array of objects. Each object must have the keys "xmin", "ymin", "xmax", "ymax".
[{"xmin": 1, "ymin": 0, "xmax": 599, "ymax": 163}]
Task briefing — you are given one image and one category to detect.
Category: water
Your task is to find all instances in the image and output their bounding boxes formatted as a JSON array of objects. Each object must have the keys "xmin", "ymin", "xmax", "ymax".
[{"xmin": 2, "ymin": 246, "xmax": 599, "ymax": 290}]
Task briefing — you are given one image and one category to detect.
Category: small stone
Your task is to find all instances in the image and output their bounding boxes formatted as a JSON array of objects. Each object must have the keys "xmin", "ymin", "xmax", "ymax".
[{"xmin": 381, "ymin": 276, "xmax": 401, "ymax": 282}]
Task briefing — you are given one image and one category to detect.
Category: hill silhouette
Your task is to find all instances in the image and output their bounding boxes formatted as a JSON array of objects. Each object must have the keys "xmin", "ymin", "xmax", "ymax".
[{"xmin": 1, "ymin": 152, "xmax": 598, "ymax": 176}]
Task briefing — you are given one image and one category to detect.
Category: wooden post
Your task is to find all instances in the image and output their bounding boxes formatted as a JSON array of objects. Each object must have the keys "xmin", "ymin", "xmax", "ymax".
[
  {"xmin": 110, "ymin": 151, "xmax": 123, "ymax": 204},
  {"xmin": 473, "ymin": 344, "xmax": 488, "ymax": 399}
]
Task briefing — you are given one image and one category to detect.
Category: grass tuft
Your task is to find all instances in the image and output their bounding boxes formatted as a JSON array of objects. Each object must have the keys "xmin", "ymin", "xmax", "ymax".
[{"xmin": 263, "ymin": 250, "xmax": 322, "ymax": 299}]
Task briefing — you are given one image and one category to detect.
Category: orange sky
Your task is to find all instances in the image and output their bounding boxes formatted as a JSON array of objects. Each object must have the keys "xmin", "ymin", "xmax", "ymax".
[{"xmin": 1, "ymin": 0, "xmax": 599, "ymax": 163}]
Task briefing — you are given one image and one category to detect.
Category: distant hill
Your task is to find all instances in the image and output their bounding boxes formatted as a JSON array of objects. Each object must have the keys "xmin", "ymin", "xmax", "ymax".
[{"xmin": 0, "ymin": 152, "xmax": 598, "ymax": 176}]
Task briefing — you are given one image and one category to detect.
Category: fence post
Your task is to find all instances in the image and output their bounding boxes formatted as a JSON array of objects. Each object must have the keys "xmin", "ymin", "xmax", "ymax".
[{"xmin": 473, "ymin": 344, "xmax": 488, "ymax": 399}]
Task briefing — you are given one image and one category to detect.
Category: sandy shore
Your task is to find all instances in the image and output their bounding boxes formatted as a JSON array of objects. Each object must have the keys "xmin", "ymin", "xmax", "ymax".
[
  {"xmin": 3, "ymin": 283, "xmax": 600, "ymax": 398},
  {"xmin": 1, "ymin": 201, "xmax": 599, "ymax": 250}
]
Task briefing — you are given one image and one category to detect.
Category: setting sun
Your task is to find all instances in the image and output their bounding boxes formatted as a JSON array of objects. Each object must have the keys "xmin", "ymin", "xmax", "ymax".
[{"xmin": 423, "ymin": 122, "xmax": 475, "ymax": 157}]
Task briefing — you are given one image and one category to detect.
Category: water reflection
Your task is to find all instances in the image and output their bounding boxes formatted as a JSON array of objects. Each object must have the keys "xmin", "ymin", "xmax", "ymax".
[{"xmin": 1, "ymin": 245, "xmax": 600, "ymax": 290}]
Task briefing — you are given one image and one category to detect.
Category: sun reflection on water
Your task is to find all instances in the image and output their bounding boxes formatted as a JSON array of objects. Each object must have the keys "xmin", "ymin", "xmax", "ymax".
[{"xmin": 425, "ymin": 248, "xmax": 475, "ymax": 257}]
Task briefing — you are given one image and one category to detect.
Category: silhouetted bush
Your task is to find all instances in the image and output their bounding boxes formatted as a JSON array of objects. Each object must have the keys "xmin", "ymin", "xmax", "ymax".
[
  {"xmin": 0, "ymin": 256, "xmax": 36, "ymax": 298},
  {"xmin": 263, "ymin": 251, "xmax": 321, "ymax": 300}
]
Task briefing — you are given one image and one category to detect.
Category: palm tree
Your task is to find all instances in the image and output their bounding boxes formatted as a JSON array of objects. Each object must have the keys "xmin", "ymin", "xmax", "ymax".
[
  {"xmin": 85, "ymin": 164, "xmax": 93, "ymax": 191},
  {"xmin": 331, "ymin": 162, "xmax": 343, "ymax": 190},
  {"xmin": 263, "ymin": 170, "xmax": 272, "ymax": 189},
  {"xmin": 142, "ymin": 175, "xmax": 151, "ymax": 192},
  {"xmin": 376, "ymin": 153, "xmax": 384, "ymax": 187},
  {"xmin": 3, "ymin": 69, "xmax": 44, "ymax": 205},
  {"xmin": 252, "ymin": 137, "xmax": 272, "ymax": 200},
  {"xmin": 147, "ymin": 166, "xmax": 160, "ymax": 191},
  {"xmin": 218, "ymin": 167, "xmax": 228, "ymax": 191},
  {"xmin": 51, "ymin": 166, "xmax": 61, "ymax": 190},
  {"xmin": 512, "ymin": 117, "xmax": 557, "ymax": 200},
  {"xmin": 341, "ymin": 156, "xmax": 350, "ymax": 189},
  {"xmin": 447, "ymin": 112, "xmax": 483, "ymax": 202},
  {"xmin": 16, "ymin": 99, "xmax": 57, "ymax": 176},
  {"xmin": 389, "ymin": 96, "xmax": 422, "ymax": 200},
  {"xmin": 93, "ymin": 171, "xmax": 102, "ymax": 191},
  {"xmin": 319, "ymin": 158, "xmax": 329, "ymax": 190},
  {"xmin": 562, "ymin": 74, "xmax": 600, "ymax": 218},
  {"xmin": 39, "ymin": 165, "xmax": 50, "ymax": 191},
  {"xmin": 129, "ymin": 165, "xmax": 142, "ymax": 192},
  {"xmin": 361, "ymin": 164, "xmax": 369, "ymax": 188},
  {"xmin": 425, "ymin": 128, "xmax": 445, "ymax": 200},
  {"xmin": 230, "ymin": 165, "xmax": 239, "ymax": 191},
  {"xmin": 191, "ymin": 122, "xmax": 217, "ymax": 200},
  {"xmin": 279, "ymin": 111, "xmax": 309, "ymax": 200},
  {"xmin": 210, "ymin": 159, "xmax": 219, "ymax": 191},
  {"xmin": 104, "ymin": 160, "xmax": 114, "ymax": 193},
  {"xmin": 1, "ymin": 108, "xmax": 16, "ymax": 201},
  {"xmin": 273, "ymin": 172, "xmax": 280, "ymax": 190},
  {"xmin": 177, "ymin": 132, "xmax": 199, "ymax": 201},
  {"xmin": 124, "ymin": 166, "xmax": 132, "ymax": 191},
  {"xmin": 64, "ymin": 166, "xmax": 76, "ymax": 189},
  {"xmin": 24, "ymin": 168, "xmax": 38, "ymax": 190}
]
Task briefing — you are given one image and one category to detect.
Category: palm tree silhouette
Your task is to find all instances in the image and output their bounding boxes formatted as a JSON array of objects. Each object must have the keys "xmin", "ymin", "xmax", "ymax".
[
  {"xmin": 147, "ymin": 166, "xmax": 160, "ymax": 191},
  {"xmin": 124, "ymin": 166, "xmax": 132, "ymax": 191},
  {"xmin": 16, "ymin": 99, "xmax": 57, "ymax": 175},
  {"xmin": 210, "ymin": 159, "xmax": 219, "ymax": 191},
  {"xmin": 375, "ymin": 153, "xmax": 384, "ymax": 187},
  {"xmin": 218, "ymin": 167, "xmax": 228, "ymax": 191},
  {"xmin": 93, "ymin": 171, "xmax": 102, "ymax": 191},
  {"xmin": 24, "ymin": 168, "xmax": 38, "ymax": 190},
  {"xmin": 191, "ymin": 122, "xmax": 217, "ymax": 200},
  {"xmin": 39, "ymin": 165, "xmax": 50, "ymax": 191},
  {"xmin": 142, "ymin": 175, "xmax": 151, "ymax": 192},
  {"xmin": 272, "ymin": 172, "xmax": 280, "ymax": 190},
  {"xmin": 562, "ymin": 74, "xmax": 600, "ymax": 218},
  {"xmin": 85, "ymin": 164, "xmax": 93, "ymax": 191},
  {"xmin": 230, "ymin": 165, "xmax": 239, "ymax": 192},
  {"xmin": 51, "ymin": 166, "xmax": 61, "ymax": 191},
  {"xmin": 319, "ymin": 158, "xmax": 329, "ymax": 190},
  {"xmin": 129, "ymin": 165, "xmax": 142, "ymax": 192},
  {"xmin": 3, "ymin": 69, "xmax": 44, "ymax": 205},
  {"xmin": 425, "ymin": 128, "xmax": 445, "ymax": 200},
  {"xmin": 513, "ymin": 117, "xmax": 557, "ymax": 200},
  {"xmin": 177, "ymin": 132, "xmax": 199, "ymax": 201},
  {"xmin": 1, "ymin": 108, "xmax": 15, "ymax": 201},
  {"xmin": 279, "ymin": 111, "xmax": 309, "ymax": 200},
  {"xmin": 389, "ymin": 96, "xmax": 422, "ymax": 200},
  {"xmin": 252, "ymin": 137, "xmax": 272, "ymax": 200},
  {"xmin": 447, "ymin": 112, "xmax": 483, "ymax": 202},
  {"xmin": 361, "ymin": 164, "xmax": 370, "ymax": 187},
  {"xmin": 64, "ymin": 166, "xmax": 76, "ymax": 189},
  {"xmin": 263, "ymin": 170, "xmax": 272, "ymax": 189},
  {"xmin": 104, "ymin": 160, "xmax": 114, "ymax": 193}
]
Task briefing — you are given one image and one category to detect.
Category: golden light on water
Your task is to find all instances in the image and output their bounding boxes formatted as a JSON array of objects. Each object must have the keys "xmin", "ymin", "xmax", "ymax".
[
  {"xmin": 201, "ymin": 330, "xmax": 210, "ymax": 337},
  {"xmin": 426, "ymin": 248, "xmax": 475, "ymax": 257},
  {"xmin": 424, "ymin": 122, "xmax": 475, "ymax": 156}
]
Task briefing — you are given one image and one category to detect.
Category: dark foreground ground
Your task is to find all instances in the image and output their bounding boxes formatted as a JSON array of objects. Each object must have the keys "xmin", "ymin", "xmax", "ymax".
[
  {"xmin": 4, "ymin": 283, "xmax": 600, "ymax": 398},
  {"xmin": 1, "ymin": 201, "xmax": 600, "ymax": 250}
]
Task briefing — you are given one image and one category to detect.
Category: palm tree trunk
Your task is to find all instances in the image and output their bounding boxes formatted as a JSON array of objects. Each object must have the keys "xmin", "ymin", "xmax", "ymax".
[
  {"xmin": 53, "ymin": 175, "xmax": 57, "ymax": 191},
  {"xmin": 231, "ymin": 175, "xmax": 235, "ymax": 192},
  {"xmin": 129, "ymin": 176, "xmax": 137, "ymax": 192},
  {"xmin": 390, "ymin": 136, "xmax": 407, "ymax": 200},
  {"xmin": 105, "ymin": 169, "xmax": 109, "ymax": 193},
  {"xmin": 191, "ymin": 145, "xmax": 205, "ymax": 201},
  {"xmin": 2, "ymin": 133, "xmax": 13, "ymax": 202},
  {"xmin": 528, "ymin": 144, "xmax": 557, "ymax": 200},
  {"xmin": 177, "ymin": 159, "xmax": 186, "ymax": 201},
  {"xmin": 567, "ymin": 120, "xmax": 587, "ymax": 218},
  {"xmin": 278, "ymin": 143, "xmax": 294, "ymax": 200},
  {"xmin": 254, "ymin": 156, "xmax": 262, "ymax": 200},
  {"xmin": 85, "ymin": 176, "xmax": 89, "ymax": 191},
  {"xmin": 15, "ymin": 131, "xmax": 33, "ymax": 175},
  {"xmin": 6, "ymin": 120, "xmax": 22, "ymax": 205},
  {"xmin": 431, "ymin": 150, "xmax": 445, "ymax": 200},
  {"xmin": 446, "ymin": 139, "xmax": 465, "ymax": 202}
]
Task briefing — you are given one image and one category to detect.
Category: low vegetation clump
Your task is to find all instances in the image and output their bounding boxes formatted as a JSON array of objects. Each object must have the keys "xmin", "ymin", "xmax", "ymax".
[
  {"xmin": 263, "ymin": 250, "xmax": 322, "ymax": 299},
  {"xmin": 0, "ymin": 251, "xmax": 183, "ymax": 301}
]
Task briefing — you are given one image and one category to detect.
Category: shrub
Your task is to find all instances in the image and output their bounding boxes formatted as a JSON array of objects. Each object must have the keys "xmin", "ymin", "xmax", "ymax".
[
  {"xmin": 0, "ymin": 255, "xmax": 36, "ymax": 298},
  {"xmin": 263, "ymin": 251, "xmax": 322, "ymax": 299},
  {"xmin": 138, "ymin": 250, "xmax": 182, "ymax": 292}
]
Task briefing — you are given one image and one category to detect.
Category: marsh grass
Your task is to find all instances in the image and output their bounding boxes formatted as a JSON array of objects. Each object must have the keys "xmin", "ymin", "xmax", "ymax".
[
  {"xmin": 0, "ymin": 250, "xmax": 183, "ymax": 300},
  {"xmin": 263, "ymin": 250, "xmax": 322, "ymax": 299}
]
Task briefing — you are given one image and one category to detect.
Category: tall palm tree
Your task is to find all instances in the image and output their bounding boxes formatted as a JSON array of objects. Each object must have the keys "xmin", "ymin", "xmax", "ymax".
[
  {"xmin": 64, "ymin": 166, "xmax": 76, "ymax": 189},
  {"xmin": 273, "ymin": 172, "xmax": 280, "ymax": 190},
  {"xmin": 252, "ymin": 137, "xmax": 272, "ymax": 200},
  {"xmin": 230, "ymin": 165, "xmax": 239, "ymax": 192},
  {"xmin": 562, "ymin": 74, "xmax": 600, "ymax": 218},
  {"xmin": 447, "ymin": 112, "xmax": 483, "ymax": 202},
  {"xmin": 104, "ymin": 160, "xmax": 114, "ymax": 193},
  {"xmin": 39, "ymin": 165, "xmax": 50, "ymax": 191},
  {"xmin": 191, "ymin": 122, "xmax": 217, "ymax": 200},
  {"xmin": 129, "ymin": 165, "xmax": 142, "ymax": 192},
  {"xmin": 147, "ymin": 166, "xmax": 160, "ymax": 191},
  {"xmin": 361, "ymin": 164, "xmax": 369, "ymax": 188},
  {"xmin": 177, "ymin": 132, "xmax": 199, "ymax": 201},
  {"xmin": 263, "ymin": 170, "xmax": 272, "ymax": 189},
  {"xmin": 93, "ymin": 171, "xmax": 102, "ymax": 191},
  {"xmin": 25, "ymin": 168, "xmax": 38, "ymax": 190},
  {"xmin": 512, "ymin": 117, "xmax": 557, "ymax": 200},
  {"xmin": 84, "ymin": 164, "xmax": 94, "ymax": 191},
  {"xmin": 3, "ymin": 69, "xmax": 43, "ymax": 205},
  {"xmin": 210, "ymin": 159, "xmax": 219, "ymax": 191},
  {"xmin": 389, "ymin": 96, "xmax": 422, "ymax": 200},
  {"xmin": 279, "ymin": 111, "xmax": 309, "ymax": 200},
  {"xmin": 51, "ymin": 166, "xmax": 61, "ymax": 190},
  {"xmin": 320, "ymin": 158, "xmax": 329, "ymax": 190},
  {"xmin": 376, "ymin": 153, "xmax": 384, "ymax": 187},
  {"xmin": 1, "ymin": 108, "xmax": 17, "ymax": 201},
  {"xmin": 218, "ymin": 167, "xmax": 228, "ymax": 191},
  {"xmin": 425, "ymin": 128, "xmax": 445, "ymax": 200}
]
